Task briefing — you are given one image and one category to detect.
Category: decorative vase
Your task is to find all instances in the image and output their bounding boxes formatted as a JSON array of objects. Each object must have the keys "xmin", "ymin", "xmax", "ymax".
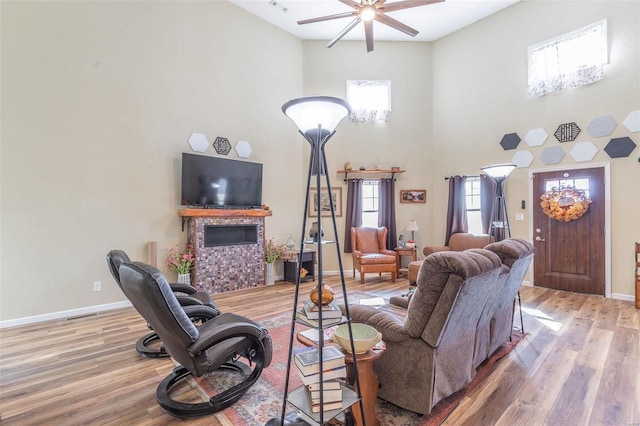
[
  {"xmin": 309, "ymin": 222, "xmax": 324, "ymax": 242},
  {"xmin": 310, "ymin": 282, "xmax": 334, "ymax": 305},
  {"xmin": 266, "ymin": 262, "xmax": 275, "ymax": 285},
  {"xmin": 177, "ymin": 273, "xmax": 191, "ymax": 286}
]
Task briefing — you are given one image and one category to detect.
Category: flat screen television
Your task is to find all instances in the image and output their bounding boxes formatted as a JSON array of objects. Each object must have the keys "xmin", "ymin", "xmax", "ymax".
[{"xmin": 181, "ymin": 153, "xmax": 263, "ymax": 208}]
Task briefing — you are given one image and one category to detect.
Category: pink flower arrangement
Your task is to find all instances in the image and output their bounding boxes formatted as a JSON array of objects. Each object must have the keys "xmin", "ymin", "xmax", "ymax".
[
  {"xmin": 265, "ymin": 238, "xmax": 285, "ymax": 264},
  {"xmin": 165, "ymin": 245, "xmax": 195, "ymax": 275}
]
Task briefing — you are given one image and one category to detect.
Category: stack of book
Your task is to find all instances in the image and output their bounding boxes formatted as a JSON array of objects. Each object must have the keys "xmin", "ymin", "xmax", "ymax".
[
  {"xmin": 293, "ymin": 346, "xmax": 346, "ymax": 413},
  {"xmin": 299, "ymin": 300, "xmax": 342, "ymax": 325}
]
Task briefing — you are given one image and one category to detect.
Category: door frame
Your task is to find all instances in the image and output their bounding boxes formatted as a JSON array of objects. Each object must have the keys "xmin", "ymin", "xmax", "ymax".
[{"xmin": 527, "ymin": 162, "xmax": 611, "ymax": 297}]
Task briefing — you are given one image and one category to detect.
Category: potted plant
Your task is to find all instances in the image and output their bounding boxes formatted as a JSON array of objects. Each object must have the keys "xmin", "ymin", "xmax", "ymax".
[
  {"xmin": 166, "ymin": 245, "xmax": 195, "ymax": 285},
  {"xmin": 265, "ymin": 238, "xmax": 284, "ymax": 285}
]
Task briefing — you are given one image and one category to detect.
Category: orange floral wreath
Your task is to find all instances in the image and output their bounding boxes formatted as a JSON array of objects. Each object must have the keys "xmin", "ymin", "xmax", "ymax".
[{"xmin": 540, "ymin": 187, "xmax": 592, "ymax": 222}]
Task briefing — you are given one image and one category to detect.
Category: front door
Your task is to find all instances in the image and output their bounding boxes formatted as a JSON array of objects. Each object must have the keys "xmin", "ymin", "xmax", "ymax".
[{"xmin": 532, "ymin": 167, "xmax": 605, "ymax": 295}]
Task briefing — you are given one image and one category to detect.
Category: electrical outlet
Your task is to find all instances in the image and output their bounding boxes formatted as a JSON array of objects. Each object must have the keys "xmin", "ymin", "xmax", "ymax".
[
  {"xmin": 93, "ymin": 281, "xmax": 101, "ymax": 292},
  {"xmin": 515, "ymin": 213, "xmax": 525, "ymax": 221}
]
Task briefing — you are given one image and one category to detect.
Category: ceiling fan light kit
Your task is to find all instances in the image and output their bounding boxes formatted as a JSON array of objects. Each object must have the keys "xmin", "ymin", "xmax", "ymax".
[{"xmin": 298, "ymin": 0, "xmax": 445, "ymax": 52}]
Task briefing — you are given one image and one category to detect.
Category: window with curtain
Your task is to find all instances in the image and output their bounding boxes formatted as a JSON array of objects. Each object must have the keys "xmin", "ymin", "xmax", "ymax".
[
  {"xmin": 346, "ymin": 80, "xmax": 391, "ymax": 122},
  {"xmin": 528, "ymin": 19, "xmax": 607, "ymax": 97},
  {"xmin": 361, "ymin": 180, "xmax": 379, "ymax": 227},
  {"xmin": 465, "ymin": 176, "xmax": 483, "ymax": 234}
]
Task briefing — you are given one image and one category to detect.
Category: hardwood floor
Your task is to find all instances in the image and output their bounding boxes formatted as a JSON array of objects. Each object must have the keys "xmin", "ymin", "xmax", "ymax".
[{"xmin": 1, "ymin": 275, "xmax": 638, "ymax": 425}]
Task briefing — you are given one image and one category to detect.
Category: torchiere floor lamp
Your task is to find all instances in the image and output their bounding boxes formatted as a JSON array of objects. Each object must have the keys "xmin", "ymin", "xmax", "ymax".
[
  {"xmin": 266, "ymin": 96, "xmax": 364, "ymax": 426},
  {"xmin": 480, "ymin": 163, "xmax": 524, "ymax": 334}
]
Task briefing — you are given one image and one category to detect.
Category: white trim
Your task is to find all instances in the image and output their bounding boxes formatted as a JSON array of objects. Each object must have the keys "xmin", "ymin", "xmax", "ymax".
[
  {"xmin": 611, "ymin": 293, "xmax": 635, "ymax": 302},
  {"xmin": 0, "ymin": 300, "xmax": 132, "ymax": 329},
  {"xmin": 528, "ymin": 162, "xmax": 611, "ymax": 298}
]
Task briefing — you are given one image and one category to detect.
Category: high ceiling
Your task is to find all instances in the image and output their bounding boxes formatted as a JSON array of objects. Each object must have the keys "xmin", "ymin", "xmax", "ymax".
[{"xmin": 230, "ymin": 0, "xmax": 520, "ymax": 43}]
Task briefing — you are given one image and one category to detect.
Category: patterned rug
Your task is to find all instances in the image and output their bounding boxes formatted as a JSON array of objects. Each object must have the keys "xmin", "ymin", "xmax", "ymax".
[{"xmin": 191, "ymin": 308, "xmax": 523, "ymax": 426}]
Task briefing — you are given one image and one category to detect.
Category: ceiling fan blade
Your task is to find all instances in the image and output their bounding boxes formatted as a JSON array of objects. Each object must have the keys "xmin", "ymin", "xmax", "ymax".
[
  {"xmin": 327, "ymin": 17, "xmax": 362, "ymax": 48},
  {"xmin": 375, "ymin": 13, "xmax": 418, "ymax": 37},
  {"xmin": 364, "ymin": 19, "xmax": 374, "ymax": 52},
  {"xmin": 298, "ymin": 11, "xmax": 357, "ymax": 25},
  {"xmin": 338, "ymin": 0, "xmax": 363, "ymax": 10},
  {"xmin": 380, "ymin": 0, "xmax": 444, "ymax": 13}
]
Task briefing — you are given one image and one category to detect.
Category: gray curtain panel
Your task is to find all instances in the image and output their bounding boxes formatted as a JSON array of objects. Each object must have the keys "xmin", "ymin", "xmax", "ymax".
[
  {"xmin": 480, "ymin": 174, "xmax": 497, "ymax": 234},
  {"xmin": 343, "ymin": 178, "xmax": 363, "ymax": 253},
  {"xmin": 445, "ymin": 175, "xmax": 468, "ymax": 245}
]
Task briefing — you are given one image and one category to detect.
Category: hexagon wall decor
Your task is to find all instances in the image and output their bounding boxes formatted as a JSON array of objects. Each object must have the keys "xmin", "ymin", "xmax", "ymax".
[
  {"xmin": 604, "ymin": 137, "xmax": 636, "ymax": 158},
  {"xmin": 524, "ymin": 128, "xmax": 548, "ymax": 147},
  {"xmin": 586, "ymin": 116, "xmax": 616, "ymax": 137},
  {"xmin": 569, "ymin": 141, "xmax": 598, "ymax": 162},
  {"xmin": 500, "ymin": 133, "xmax": 521, "ymax": 150},
  {"xmin": 512, "ymin": 150, "xmax": 534, "ymax": 168},
  {"xmin": 540, "ymin": 146, "xmax": 565, "ymax": 165},
  {"xmin": 554, "ymin": 122, "xmax": 580, "ymax": 142},
  {"xmin": 188, "ymin": 133, "xmax": 209, "ymax": 153},
  {"xmin": 213, "ymin": 137, "xmax": 232, "ymax": 155},
  {"xmin": 623, "ymin": 110, "xmax": 640, "ymax": 132},
  {"xmin": 235, "ymin": 140, "xmax": 252, "ymax": 158}
]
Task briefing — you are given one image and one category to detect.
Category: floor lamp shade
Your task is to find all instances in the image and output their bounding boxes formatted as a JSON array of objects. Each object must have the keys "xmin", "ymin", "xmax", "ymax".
[
  {"xmin": 282, "ymin": 96, "xmax": 351, "ymax": 135},
  {"xmin": 480, "ymin": 163, "xmax": 516, "ymax": 181}
]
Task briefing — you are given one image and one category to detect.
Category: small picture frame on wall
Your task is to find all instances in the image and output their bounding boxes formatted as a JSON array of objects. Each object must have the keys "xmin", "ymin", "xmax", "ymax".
[
  {"xmin": 308, "ymin": 187, "xmax": 342, "ymax": 217},
  {"xmin": 400, "ymin": 189, "xmax": 427, "ymax": 203}
]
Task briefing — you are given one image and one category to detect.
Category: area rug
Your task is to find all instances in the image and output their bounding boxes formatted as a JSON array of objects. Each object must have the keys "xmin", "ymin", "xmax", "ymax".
[{"xmin": 192, "ymin": 309, "xmax": 523, "ymax": 426}]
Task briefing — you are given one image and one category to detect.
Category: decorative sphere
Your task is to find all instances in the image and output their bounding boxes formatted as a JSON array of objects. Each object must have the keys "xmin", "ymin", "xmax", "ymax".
[{"xmin": 310, "ymin": 283, "xmax": 334, "ymax": 305}]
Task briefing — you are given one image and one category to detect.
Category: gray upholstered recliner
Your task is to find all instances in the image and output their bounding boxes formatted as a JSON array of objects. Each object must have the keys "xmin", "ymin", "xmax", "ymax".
[
  {"xmin": 348, "ymin": 249, "xmax": 504, "ymax": 415},
  {"xmin": 107, "ymin": 249, "xmax": 220, "ymax": 357},
  {"xmin": 118, "ymin": 261, "xmax": 272, "ymax": 417}
]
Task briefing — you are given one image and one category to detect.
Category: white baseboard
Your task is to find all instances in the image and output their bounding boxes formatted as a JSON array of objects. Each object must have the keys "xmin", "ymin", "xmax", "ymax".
[
  {"xmin": 0, "ymin": 300, "xmax": 132, "ymax": 329},
  {"xmin": 611, "ymin": 293, "xmax": 635, "ymax": 302}
]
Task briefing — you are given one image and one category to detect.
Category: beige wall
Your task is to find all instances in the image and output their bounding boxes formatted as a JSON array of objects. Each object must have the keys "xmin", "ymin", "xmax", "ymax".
[
  {"xmin": 1, "ymin": 0, "xmax": 638, "ymax": 322},
  {"xmin": 0, "ymin": 1, "xmax": 304, "ymax": 321},
  {"xmin": 431, "ymin": 1, "xmax": 640, "ymax": 297},
  {"xmin": 301, "ymin": 40, "xmax": 434, "ymax": 272}
]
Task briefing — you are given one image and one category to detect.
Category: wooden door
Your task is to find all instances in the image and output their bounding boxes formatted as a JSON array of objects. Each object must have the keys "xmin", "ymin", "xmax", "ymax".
[{"xmin": 532, "ymin": 167, "xmax": 605, "ymax": 295}]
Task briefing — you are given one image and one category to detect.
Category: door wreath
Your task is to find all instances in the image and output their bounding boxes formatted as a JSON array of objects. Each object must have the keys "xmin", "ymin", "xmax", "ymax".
[{"xmin": 540, "ymin": 187, "xmax": 592, "ymax": 222}]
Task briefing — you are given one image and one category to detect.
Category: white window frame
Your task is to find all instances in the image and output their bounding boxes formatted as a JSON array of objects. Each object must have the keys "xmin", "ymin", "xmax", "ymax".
[
  {"xmin": 465, "ymin": 176, "xmax": 483, "ymax": 235},
  {"xmin": 528, "ymin": 20, "xmax": 608, "ymax": 97},
  {"xmin": 346, "ymin": 80, "xmax": 391, "ymax": 123},
  {"xmin": 361, "ymin": 180, "xmax": 379, "ymax": 228}
]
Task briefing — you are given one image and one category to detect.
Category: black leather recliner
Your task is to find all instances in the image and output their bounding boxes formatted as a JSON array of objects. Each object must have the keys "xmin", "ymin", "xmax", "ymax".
[
  {"xmin": 107, "ymin": 249, "xmax": 220, "ymax": 357},
  {"xmin": 118, "ymin": 261, "xmax": 272, "ymax": 417}
]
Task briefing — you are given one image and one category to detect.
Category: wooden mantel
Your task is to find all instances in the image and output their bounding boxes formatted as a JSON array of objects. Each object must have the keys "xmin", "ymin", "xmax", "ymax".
[{"xmin": 178, "ymin": 208, "xmax": 272, "ymax": 231}]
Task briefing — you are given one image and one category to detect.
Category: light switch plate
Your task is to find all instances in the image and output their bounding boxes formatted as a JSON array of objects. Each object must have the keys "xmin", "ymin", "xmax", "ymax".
[{"xmin": 515, "ymin": 213, "xmax": 525, "ymax": 221}]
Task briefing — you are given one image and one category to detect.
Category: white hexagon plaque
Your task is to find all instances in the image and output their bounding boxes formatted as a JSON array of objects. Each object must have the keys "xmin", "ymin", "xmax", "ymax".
[
  {"xmin": 622, "ymin": 110, "xmax": 640, "ymax": 132},
  {"xmin": 188, "ymin": 133, "xmax": 209, "ymax": 153},
  {"xmin": 235, "ymin": 140, "xmax": 252, "ymax": 158},
  {"xmin": 512, "ymin": 150, "xmax": 534, "ymax": 168},
  {"xmin": 569, "ymin": 141, "xmax": 598, "ymax": 162},
  {"xmin": 525, "ymin": 128, "xmax": 548, "ymax": 147}
]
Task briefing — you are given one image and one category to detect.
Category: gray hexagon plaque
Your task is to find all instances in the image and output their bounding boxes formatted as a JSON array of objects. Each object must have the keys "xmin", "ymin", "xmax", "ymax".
[
  {"xmin": 540, "ymin": 146, "xmax": 565, "ymax": 165},
  {"xmin": 500, "ymin": 133, "xmax": 521, "ymax": 150},
  {"xmin": 586, "ymin": 116, "xmax": 616, "ymax": 138},
  {"xmin": 604, "ymin": 137, "xmax": 636, "ymax": 158}
]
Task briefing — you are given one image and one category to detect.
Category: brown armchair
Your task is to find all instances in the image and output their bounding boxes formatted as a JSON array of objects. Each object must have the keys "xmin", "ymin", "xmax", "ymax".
[{"xmin": 351, "ymin": 226, "xmax": 397, "ymax": 284}]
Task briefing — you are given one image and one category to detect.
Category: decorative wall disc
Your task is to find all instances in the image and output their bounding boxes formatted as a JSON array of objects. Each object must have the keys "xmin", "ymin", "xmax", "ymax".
[
  {"xmin": 554, "ymin": 122, "xmax": 581, "ymax": 142},
  {"xmin": 213, "ymin": 137, "xmax": 232, "ymax": 155},
  {"xmin": 540, "ymin": 187, "xmax": 592, "ymax": 222}
]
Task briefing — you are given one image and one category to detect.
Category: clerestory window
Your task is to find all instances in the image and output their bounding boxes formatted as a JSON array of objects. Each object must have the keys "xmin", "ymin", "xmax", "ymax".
[
  {"xmin": 528, "ymin": 20, "xmax": 607, "ymax": 97},
  {"xmin": 346, "ymin": 80, "xmax": 391, "ymax": 122}
]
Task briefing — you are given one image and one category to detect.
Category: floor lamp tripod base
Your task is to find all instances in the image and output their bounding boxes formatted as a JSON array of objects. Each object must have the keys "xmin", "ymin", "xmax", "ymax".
[{"xmin": 265, "ymin": 412, "xmax": 311, "ymax": 426}]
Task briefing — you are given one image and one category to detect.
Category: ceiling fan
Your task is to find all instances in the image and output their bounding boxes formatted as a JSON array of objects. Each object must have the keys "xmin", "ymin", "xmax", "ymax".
[{"xmin": 297, "ymin": 0, "xmax": 445, "ymax": 52}]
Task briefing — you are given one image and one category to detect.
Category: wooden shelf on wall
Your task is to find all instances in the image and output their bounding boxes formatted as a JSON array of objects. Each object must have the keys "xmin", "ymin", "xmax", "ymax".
[{"xmin": 337, "ymin": 169, "xmax": 405, "ymax": 181}]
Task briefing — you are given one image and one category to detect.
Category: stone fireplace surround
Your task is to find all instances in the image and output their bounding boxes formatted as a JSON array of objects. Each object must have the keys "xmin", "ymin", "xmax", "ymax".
[{"xmin": 178, "ymin": 208, "xmax": 272, "ymax": 294}]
